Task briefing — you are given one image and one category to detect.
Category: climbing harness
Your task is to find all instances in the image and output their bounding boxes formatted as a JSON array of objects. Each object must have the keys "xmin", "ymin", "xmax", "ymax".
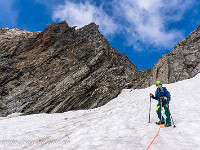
[{"xmin": 147, "ymin": 100, "xmax": 163, "ymax": 150}]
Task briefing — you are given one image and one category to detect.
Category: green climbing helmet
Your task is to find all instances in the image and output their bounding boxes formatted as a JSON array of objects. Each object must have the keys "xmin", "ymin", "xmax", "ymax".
[{"xmin": 156, "ymin": 81, "xmax": 162, "ymax": 86}]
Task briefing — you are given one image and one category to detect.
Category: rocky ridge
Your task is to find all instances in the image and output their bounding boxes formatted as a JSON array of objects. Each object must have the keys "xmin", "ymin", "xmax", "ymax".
[
  {"xmin": 0, "ymin": 21, "xmax": 200, "ymax": 117},
  {"xmin": 140, "ymin": 25, "xmax": 200, "ymax": 87},
  {"xmin": 0, "ymin": 21, "xmax": 137, "ymax": 116}
]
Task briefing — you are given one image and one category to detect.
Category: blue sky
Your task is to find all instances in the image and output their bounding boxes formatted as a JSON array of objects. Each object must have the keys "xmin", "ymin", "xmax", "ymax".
[{"xmin": 0, "ymin": 0, "xmax": 200, "ymax": 70}]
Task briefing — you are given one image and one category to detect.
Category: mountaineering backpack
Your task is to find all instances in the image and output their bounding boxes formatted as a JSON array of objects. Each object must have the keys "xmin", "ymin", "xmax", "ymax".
[{"xmin": 168, "ymin": 90, "xmax": 171, "ymax": 101}]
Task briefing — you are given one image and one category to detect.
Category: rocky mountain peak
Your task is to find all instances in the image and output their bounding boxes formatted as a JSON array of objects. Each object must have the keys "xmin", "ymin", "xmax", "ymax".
[
  {"xmin": 137, "ymin": 24, "xmax": 200, "ymax": 87},
  {"xmin": 0, "ymin": 21, "xmax": 137, "ymax": 116},
  {"xmin": 77, "ymin": 22, "xmax": 99, "ymax": 33},
  {"xmin": 0, "ymin": 21, "xmax": 200, "ymax": 117}
]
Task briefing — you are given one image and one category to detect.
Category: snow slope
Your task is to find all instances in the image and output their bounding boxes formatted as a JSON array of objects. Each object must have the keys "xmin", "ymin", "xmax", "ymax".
[{"xmin": 0, "ymin": 74, "xmax": 200, "ymax": 150}]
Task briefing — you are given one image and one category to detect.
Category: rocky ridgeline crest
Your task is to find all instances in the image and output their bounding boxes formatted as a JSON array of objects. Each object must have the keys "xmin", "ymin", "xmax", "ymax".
[
  {"xmin": 142, "ymin": 24, "xmax": 200, "ymax": 87},
  {"xmin": 0, "ymin": 21, "xmax": 137, "ymax": 116},
  {"xmin": 0, "ymin": 21, "xmax": 200, "ymax": 116},
  {"xmin": 0, "ymin": 28, "xmax": 41, "ymax": 39}
]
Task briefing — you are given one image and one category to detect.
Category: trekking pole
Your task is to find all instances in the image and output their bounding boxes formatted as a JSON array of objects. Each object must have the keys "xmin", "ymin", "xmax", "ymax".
[
  {"xmin": 170, "ymin": 114, "xmax": 176, "ymax": 128},
  {"xmin": 149, "ymin": 96, "xmax": 151, "ymax": 123}
]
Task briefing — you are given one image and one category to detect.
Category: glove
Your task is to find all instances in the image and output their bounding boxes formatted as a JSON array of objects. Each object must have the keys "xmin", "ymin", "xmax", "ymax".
[{"xmin": 150, "ymin": 93, "xmax": 154, "ymax": 98}]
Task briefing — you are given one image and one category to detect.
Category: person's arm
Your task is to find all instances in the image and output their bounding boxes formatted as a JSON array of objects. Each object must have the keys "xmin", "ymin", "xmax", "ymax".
[
  {"xmin": 154, "ymin": 91, "xmax": 159, "ymax": 100},
  {"xmin": 150, "ymin": 90, "xmax": 158, "ymax": 100}
]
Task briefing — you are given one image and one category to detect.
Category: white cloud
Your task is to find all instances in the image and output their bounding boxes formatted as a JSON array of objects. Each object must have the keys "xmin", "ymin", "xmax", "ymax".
[
  {"xmin": 41, "ymin": 0, "xmax": 197, "ymax": 51},
  {"xmin": 52, "ymin": 1, "xmax": 118, "ymax": 35},
  {"xmin": 113, "ymin": 0, "xmax": 195, "ymax": 50}
]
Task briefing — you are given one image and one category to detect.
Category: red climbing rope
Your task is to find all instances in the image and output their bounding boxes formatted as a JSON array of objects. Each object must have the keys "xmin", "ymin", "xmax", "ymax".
[{"xmin": 147, "ymin": 100, "xmax": 163, "ymax": 150}]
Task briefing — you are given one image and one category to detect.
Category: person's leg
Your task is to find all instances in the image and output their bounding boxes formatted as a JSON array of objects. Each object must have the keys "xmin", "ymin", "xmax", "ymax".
[
  {"xmin": 156, "ymin": 102, "xmax": 165, "ymax": 123},
  {"xmin": 163, "ymin": 102, "xmax": 171, "ymax": 124}
]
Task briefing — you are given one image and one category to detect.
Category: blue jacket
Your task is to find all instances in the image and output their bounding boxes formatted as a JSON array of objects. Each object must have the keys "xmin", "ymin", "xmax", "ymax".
[{"xmin": 152, "ymin": 87, "xmax": 170, "ymax": 101}]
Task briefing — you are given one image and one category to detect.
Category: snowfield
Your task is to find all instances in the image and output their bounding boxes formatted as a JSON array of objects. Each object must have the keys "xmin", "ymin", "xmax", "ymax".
[{"xmin": 0, "ymin": 74, "xmax": 200, "ymax": 150}]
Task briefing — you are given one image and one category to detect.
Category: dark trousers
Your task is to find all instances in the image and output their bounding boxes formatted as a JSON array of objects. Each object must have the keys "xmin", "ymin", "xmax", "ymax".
[{"xmin": 156, "ymin": 101, "xmax": 171, "ymax": 124}]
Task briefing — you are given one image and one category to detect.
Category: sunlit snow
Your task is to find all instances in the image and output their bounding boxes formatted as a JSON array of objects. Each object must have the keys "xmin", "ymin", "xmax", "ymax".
[{"xmin": 0, "ymin": 74, "xmax": 200, "ymax": 150}]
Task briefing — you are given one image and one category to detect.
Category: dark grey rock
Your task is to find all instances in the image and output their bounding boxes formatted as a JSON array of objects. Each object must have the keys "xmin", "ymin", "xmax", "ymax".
[
  {"xmin": 138, "ymin": 24, "xmax": 200, "ymax": 86},
  {"xmin": 0, "ymin": 21, "xmax": 137, "ymax": 116},
  {"xmin": 0, "ymin": 21, "xmax": 200, "ymax": 117}
]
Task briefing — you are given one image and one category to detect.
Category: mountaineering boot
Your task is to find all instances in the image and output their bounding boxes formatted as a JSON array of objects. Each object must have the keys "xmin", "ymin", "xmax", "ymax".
[
  {"xmin": 164, "ymin": 123, "xmax": 171, "ymax": 127},
  {"xmin": 156, "ymin": 120, "xmax": 165, "ymax": 125}
]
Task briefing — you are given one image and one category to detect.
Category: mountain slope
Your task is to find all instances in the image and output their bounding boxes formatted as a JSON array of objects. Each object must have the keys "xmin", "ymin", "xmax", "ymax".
[
  {"xmin": 0, "ymin": 21, "xmax": 137, "ymax": 116},
  {"xmin": 139, "ymin": 24, "xmax": 200, "ymax": 88},
  {"xmin": 0, "ymin": 21, "xmax": 200, "ymax": 117},
  {"xmin": 0, "ymin": 73, "xmax": 199, "ymax": 150}
]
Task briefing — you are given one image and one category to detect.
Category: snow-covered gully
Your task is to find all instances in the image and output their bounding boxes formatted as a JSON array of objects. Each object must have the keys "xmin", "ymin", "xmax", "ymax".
[{"xmin": 0, "ymin": 74, "xmax": 200, "ymax": 150}]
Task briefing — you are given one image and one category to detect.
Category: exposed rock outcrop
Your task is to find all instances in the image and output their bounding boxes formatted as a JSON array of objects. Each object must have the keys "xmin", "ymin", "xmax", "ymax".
[
  {"xmin": 0, "ymin": 21, "xmax": 138, "ymax": 116},
  {"xmin": 0, "ymin": 21, "xmax": 200, "ymax": 117},
  {"xmin": 140, "ymin": 24, "xmax": 200, "ymax": 87}
]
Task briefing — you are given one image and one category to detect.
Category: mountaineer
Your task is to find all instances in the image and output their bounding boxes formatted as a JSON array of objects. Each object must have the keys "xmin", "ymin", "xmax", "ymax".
[{"xmin": 150, "ymin": 81, "xmax": 171, "ymax": 127}]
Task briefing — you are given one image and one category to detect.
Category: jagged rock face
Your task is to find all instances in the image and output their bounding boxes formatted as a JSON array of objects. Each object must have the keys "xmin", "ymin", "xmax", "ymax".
[
  {"xmin": 167, "ymin": 26, "xmax": 200, "ymax": 83},
  {"xmin": 0, "ymin": 28, "xmax": 41, "ymax": 116},
  {"xmin": 154, "ymin": 26, "xmax": 200, "ymax": 83},
  {"xmin": 1, "ymin": 21, "xmax": 200, "ymax": 117},
  {"xmin": 0, "ymin": 21, "xmax": 138, "ymax": 116},
  {"xmin": 139, "ymin": 25, "xmax": 200, "ymax": 87}
]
